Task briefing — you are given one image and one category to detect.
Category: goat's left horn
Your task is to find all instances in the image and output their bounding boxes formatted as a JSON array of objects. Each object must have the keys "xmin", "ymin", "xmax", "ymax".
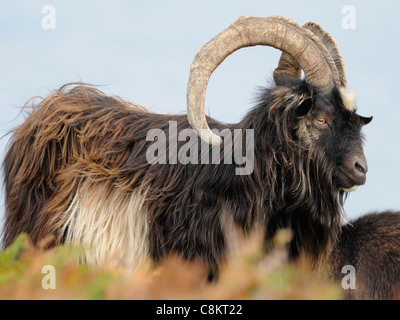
[{"xmin": 187, "ymin": 16, "xmax": 335, "ymax": 146}]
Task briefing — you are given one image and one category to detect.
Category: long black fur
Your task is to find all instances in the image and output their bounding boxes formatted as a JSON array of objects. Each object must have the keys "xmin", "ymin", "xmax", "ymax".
[
  {"xmin": 2, "ymin": 79, "xmax": 369, "ymax": 278},
  {"xmin": 331, "ymin": 211, "xmax": 400, "ymax": 299}
]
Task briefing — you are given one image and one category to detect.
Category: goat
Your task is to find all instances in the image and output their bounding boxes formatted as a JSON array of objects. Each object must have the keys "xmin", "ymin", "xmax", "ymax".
[
  {"xmin": 2, "ymin": 16, "xmax": 372, "ymax": 277},
  {"xmin": 331, "ymin": 211, "xmax": 400, "ymax": 300}
]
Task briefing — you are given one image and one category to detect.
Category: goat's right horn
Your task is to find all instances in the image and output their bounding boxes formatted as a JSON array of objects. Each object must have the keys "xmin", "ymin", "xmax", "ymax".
[
  {"xmin": 187, "ymin": 15, "xmax": 335, "ymax": 146},
  {"xmin": 304, "ymin": 22, "xmax": 346, "ymax": 87},
  {"xmin": 274, "ymin": 21, "xmax": 345, "ymax": 88}
]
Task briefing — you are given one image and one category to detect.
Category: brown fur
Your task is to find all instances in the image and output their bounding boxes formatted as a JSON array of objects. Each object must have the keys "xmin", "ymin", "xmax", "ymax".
[
  {"xmin": 2, "ymin": 80, "xmax": 368, "ymax": 275},
  {"xmin": 331, "ymin": 211, "xmax": 400, "ymax": 300},
  {"xmin": 2, "ymin": 84, "xmax": 151, "ymax": 247}
]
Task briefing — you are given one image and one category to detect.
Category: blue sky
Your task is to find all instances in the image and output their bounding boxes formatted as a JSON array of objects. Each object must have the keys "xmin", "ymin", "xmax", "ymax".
[{"xmin": 0, "ymin": 0, "xmax": 399, "ymax": 224}]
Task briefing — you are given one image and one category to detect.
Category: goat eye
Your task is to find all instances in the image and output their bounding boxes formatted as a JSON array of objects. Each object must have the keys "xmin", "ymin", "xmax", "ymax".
[{"xmin": 315, "ymin": 118, "xmax": 327, "ymax": 125}]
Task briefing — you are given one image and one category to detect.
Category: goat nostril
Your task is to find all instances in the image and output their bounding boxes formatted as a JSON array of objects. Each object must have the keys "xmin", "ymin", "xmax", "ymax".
[
  {"xmin": 354, "ymin": 158, "xmax": 368, "ymax": 175},
  {"xmin": 355, "ymin": 162, "xmax": 365, "ymax": 174}
]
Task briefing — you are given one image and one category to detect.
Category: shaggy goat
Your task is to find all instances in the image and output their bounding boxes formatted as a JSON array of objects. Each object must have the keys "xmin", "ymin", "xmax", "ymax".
[
  {"xmin": 331, "ymin": 211, "xmax": 400, "ymax": 300},
  {"xmin": 2, "ymin": 16, "xmax": 372, "ymax": 276}
]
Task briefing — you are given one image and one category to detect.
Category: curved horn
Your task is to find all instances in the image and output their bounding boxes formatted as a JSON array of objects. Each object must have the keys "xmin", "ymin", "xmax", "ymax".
[
  {"xmin": 273, "ymin": 51, "xmax": 302, "ymax": 82},
  {"xmin": 304, "ymin": 22, "xmax": 346, "ymax": 87},
  {"xmin": 187, "ymin": 16, "xmax": 335, "ymax": 146},
  {"xmin": 274, "ymin": 22, "xmax": 346, "ymax": 87}
]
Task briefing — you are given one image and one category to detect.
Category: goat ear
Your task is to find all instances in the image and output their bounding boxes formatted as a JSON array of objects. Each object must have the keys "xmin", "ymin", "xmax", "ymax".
[
  {"xmin": 359, "ymin": 115, "xmax": 373, "ymax": 126},
  {"xmin": 296, "ymin": 97, "xmax": 313, "ymax": 117}
]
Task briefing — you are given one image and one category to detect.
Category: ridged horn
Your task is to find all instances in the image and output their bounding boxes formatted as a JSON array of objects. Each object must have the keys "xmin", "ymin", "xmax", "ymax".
[
  {"xmin": 304, "ymin": 22, "xmax": 346, "ymax": 87},
  {"xmin": 274, "ymin": 21, "xmax": 346, "ymax": 88},
  {"xmin": 187, "ymin": 16, "xmax": 335, "ymax": 146}
]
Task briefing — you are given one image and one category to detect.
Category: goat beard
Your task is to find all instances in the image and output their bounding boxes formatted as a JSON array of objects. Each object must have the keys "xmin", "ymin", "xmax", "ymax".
[{"xmin": 263, "ymin": 146, "xmax": 344, "ymax": 266}]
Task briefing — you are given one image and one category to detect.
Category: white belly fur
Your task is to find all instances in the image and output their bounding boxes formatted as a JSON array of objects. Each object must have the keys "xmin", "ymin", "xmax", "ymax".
[{"xmin": 61, "ymin": 183, "xmax": 150, "ymax": 272}]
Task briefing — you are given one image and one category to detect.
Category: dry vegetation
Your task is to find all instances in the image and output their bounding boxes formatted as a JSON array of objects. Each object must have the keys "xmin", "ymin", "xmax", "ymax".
[{"xmin": 0, "ymin": 231, "xmax": 342, "ymax": 300}]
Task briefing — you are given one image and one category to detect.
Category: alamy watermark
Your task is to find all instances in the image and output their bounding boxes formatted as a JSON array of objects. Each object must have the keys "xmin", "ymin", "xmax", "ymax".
[
  {"xmin": 342, "ymin": 5, "xmax": 356, "ymax": 30},
  {"xmin": 41, "ymin": 5, "xmax": 56, "ymax": 30},
  {"xmin": 341, "ymin": 265, "xmax": 356, "ymax": 290},
  {"xmin": 145, "ymin": 121, "xmax": 254, "ymax": 175},
  {"xmin": 41, "ymin": 265, "xmax": 56, "ymax": 289}
]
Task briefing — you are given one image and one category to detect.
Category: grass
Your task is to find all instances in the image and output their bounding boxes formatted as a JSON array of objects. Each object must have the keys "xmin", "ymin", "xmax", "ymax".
[{"xmin": 0, "ymin": 232, "xmax": 342, "ymax": 300}]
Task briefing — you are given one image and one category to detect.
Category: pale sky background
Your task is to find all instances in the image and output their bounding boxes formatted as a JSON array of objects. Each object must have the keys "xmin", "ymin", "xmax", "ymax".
[{"xmin": 0, "ymin": 0, "xmax": 399, "ymax": 229}]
